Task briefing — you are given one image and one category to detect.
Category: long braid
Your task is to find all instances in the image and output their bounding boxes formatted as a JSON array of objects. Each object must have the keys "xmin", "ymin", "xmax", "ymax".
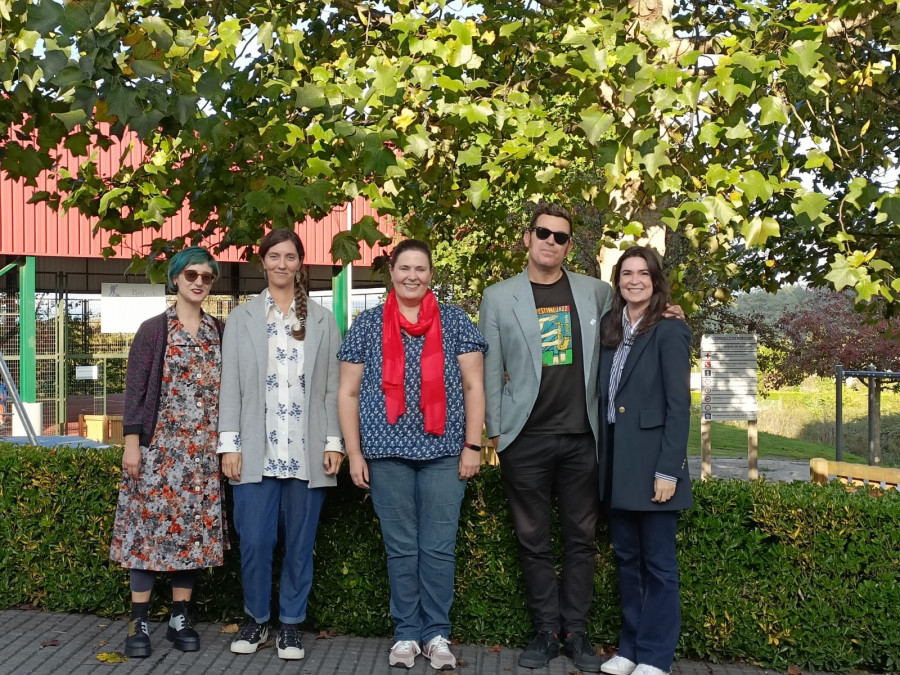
[{"xmin": 291, "ymin": 266, "xmax": 308, "ymax": 341}]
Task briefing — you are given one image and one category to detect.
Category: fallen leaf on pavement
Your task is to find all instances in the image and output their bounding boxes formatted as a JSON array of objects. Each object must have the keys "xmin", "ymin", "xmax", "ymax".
[
  {"xmin": 316, "ymin": 629, "xmax": 338, "ymax": 639},
  {"xmin": 787, "ymin": 665, "xmax": 803, "ymax": 675},
  {"xmin": 489, "ymin": 645, "xmax": 501, "ymax": 652},
  {"xmin": 98, "ymin": 640, "xmax": 107, "ymax": 647},
  {"xmin": 220, "ymin": 623, "xmax": 239, "ymax": 634},
  {"xmin": 41, "ymin": 640, "xmax": 59, "ymax": 648},
  {"xmin": 96, "ymin": 651, "xmax": 127, "ymax": 663}
]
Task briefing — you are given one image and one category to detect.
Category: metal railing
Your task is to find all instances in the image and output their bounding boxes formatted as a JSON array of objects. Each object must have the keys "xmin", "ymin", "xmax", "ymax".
[{"xmin": 834, "ymin": 364, "xmax": 900, "ymax": 463}]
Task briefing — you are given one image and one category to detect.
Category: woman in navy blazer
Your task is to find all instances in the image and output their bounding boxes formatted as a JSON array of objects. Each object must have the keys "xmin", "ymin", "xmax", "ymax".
[{"xmin": 597, "ymin": 246, "xmax": 692, "ymax": 675}]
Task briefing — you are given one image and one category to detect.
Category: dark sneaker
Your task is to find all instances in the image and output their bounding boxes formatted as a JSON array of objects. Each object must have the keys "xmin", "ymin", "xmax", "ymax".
[
  {"xmin": 277, "ymin": 623, "xmax": 305, "ymax": 660},
  {"xmin": 124, "ymin": 617, "xmax": 151, "ymax": 658},
  {"xmin": 230, "ymin": 620, "xmax": 270, "ymax": 654},
  {"xmin": 564, "ymin": 632, "xmax": 603, "ymax": 672},
  {"xmin": 166, "ymin": 611, "xmax": 200, "ymax": 652},
  {"xmin": 518, "ymin": 631, "xmax": 560, "ymax": 669}
]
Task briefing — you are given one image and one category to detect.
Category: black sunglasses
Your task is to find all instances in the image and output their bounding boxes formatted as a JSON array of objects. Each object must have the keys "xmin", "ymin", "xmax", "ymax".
[
  {"xmin": 531, "ymin": 226, "xmax": 572, "ymax": 246},
  {"xmin": 182, "ymin": 270, "xmax": 216, "ymax": 285}
]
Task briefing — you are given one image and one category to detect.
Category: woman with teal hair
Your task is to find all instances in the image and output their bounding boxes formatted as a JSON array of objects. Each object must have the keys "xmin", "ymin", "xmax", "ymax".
[{"xmin": 110, "ymin": 245, "xmax": 227, "ymax": 659}]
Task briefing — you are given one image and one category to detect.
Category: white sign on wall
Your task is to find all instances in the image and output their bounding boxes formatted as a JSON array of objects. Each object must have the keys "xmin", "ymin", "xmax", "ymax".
[{"xmin": 101, "ymin": 283, "xmax": 166, "ymax": 334}]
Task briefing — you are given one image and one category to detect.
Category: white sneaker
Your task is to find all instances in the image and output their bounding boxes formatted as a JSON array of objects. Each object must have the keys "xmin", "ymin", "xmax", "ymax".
[
  {"xmin": 601, "ymin": 655, "xmax": 638, "ymax": 675},
  {"xmin": 423, "ymin": 635, "xmax": 456, "ymax": 670},
  {"xmin": 389, "ymin": 640, "xmax": 421, "ymax": 668},
  {"xmin": 632, "ymin": 664, "xmax": 670, "ymax": 675}
]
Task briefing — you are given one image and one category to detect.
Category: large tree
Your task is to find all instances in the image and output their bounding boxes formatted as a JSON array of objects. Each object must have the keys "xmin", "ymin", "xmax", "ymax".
[{"xmin": 1, "ymin": 0, "xmax": 898, "ymax": 310}]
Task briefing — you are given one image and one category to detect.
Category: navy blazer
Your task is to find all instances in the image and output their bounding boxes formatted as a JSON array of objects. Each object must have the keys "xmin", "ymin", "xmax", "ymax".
[{"xmin": 598, "ymin": 316, "xmax": 693, "ymax": 511}]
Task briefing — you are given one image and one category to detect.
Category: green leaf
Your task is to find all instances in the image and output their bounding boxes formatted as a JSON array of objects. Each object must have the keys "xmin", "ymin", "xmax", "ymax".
[
  {"xmin": 758, "ymin": 95, "xmax": 788, "ymax": 125},
  {"xmin": 464, "ymin": 179, "xmax": 490, "ymax": 209},
  {"xmin": 792, "ymin": 191, "xmax": 833, "ymax": 232},
  {"xmin": 535, "ymin": 166, "xmax": 558, "ymax": 183},
  {"xmin": 52, "ymin": 110, "xmax": 87, "ymax": 131},
  {"xmin": 99, "ymin": 188, "xmax": 129, "ymax": 215},
  {"xmin": 458, "ymin": 102, "xmax": 492, "ymax": 125},
  {"xmin": 499, "ymin": 22, "xmax": 521, "ymax": 38},
  {"xmin": 741, "ymin": 216, "xmax": 780, "ymax": 247},
  {"xmin": 784, "ymin": 40, "xmax": 823, "ymax": 77},
  {"xmin": 64, "ymin": 132, "xmax": 91, "ymax": 156},
  {"xmin": 824, "ymin": 254, "xmax": 866, "ymax": 291},
  {"xmin": 740, "ymin": 170, "xmax": 774, "ymax": 203},
  {"xmin": 699, "ymin": 122, "xmax": 722, "ymax": 147},
  {"xmin": 131, "ymin": 60, "xmax": 168, "ymax": 78},
  {"xmin": 579, "ymin": 108, "xmax": 613, "ymax": 145},
  {"xmin": 876, "ymin": 196, "xmax": 900, "ymax": 225},
  {"xmin": 296, "ymin": 83, "xmax": 326, "ymax": 109},
  {"xmin": 246, "ymin": 190, "xmax": 272, "ymax": 212},
  {"xmin": 350, "ymin": 215, "xmax": 386, "ymax": 247},
  {"xmin": 404, "ymin": 133, "xmax": 433, "ymax": 158},
  {"xmin": 702, "ymin": 195, "xmax": 740, "ymax": 225},
  {"xmin": 331, "ymin": 230, "xmax": 362, "ymax": 265},
  {"xmin": 25, "ymin": 0, "xmax": 63, "ymax": 33},
  {"xmin": 457, "ymin": 146, "xmax": 482, "ymax": 167}
]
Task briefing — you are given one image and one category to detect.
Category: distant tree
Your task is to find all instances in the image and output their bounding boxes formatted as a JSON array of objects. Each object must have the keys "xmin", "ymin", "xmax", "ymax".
[{"xmin": 769, "ymin": 290, "xmax": 900, "ymax": 388}]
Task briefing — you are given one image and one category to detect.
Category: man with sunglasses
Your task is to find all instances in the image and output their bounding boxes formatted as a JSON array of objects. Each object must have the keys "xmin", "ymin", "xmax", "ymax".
[{"xmin": 478, "ymin": 203, "xmax": 610, "ymax": 672}]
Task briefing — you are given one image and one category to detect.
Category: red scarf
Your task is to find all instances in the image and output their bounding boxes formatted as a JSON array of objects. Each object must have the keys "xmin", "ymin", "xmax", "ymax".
[{"xmin": 382, "ymin": 289, "xmax": 446, "ymax": 435}]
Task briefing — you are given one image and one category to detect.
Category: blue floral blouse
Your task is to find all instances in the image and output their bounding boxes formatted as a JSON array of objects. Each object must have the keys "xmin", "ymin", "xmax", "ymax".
[{"xmin": 337, "ymin": 303, "xmax": 487, "ymax": 460}]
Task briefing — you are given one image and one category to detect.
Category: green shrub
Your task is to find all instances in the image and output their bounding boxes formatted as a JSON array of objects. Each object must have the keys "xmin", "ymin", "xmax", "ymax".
[{"xmin": 1, "ymin": 443, "xmax": 898, "ymax": 672}]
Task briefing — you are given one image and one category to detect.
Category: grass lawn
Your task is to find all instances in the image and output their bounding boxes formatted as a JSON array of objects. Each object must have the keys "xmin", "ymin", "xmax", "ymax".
[{"xmin": 686, "ymin": 413, "xmax": 863, "ymax": 462}]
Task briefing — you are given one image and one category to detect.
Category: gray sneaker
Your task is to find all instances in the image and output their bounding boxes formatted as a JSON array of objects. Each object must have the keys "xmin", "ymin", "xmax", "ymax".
[{"xmin": 423, "ymin": 635, "xmax": 456, "ymax": 670}]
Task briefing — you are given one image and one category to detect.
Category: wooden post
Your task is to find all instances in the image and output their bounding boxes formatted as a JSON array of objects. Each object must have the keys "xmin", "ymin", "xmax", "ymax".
[
  {"xmin": 748, "ymin": 419, "xmax": 758, "ymax": 480},
  {"xmin": 701, "ymin": 418, "xmax": 711, "ymax": 479}
]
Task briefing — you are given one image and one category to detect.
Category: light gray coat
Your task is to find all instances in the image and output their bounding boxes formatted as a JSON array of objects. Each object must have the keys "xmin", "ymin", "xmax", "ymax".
[
  {"xmin": 218, "ymin": 292, "xmax": 342, "ymax": 488},
  {"xmin": 479, "ymin": 268, "xmax": 613, "ymax": 452}
]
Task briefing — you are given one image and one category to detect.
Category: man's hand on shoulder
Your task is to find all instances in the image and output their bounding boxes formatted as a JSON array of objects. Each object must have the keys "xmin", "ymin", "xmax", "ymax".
[{"xmin": 662, "ymin": 303, "xmax": 685, "ymax": 321}]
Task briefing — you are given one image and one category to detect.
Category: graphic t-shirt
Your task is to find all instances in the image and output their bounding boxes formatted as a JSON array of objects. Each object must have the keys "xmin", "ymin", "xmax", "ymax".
[{"xmin": 522, "ymin": 273, "xmax": 590, "ymax": 434}]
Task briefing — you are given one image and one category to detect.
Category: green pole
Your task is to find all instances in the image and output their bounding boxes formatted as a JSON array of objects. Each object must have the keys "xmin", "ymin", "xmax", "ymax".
[
  {"xmin": 19, "ymin": 257, "xmax": 36, "ymax": 402},
  {"xmin": 333, "ymin": 265, "xmax": 351, "ymax": 336}
]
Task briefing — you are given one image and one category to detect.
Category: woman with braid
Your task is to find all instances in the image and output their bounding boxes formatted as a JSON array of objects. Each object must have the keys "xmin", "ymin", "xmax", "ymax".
[
  {"xmin": 111, "ymin": 246, "xmax": 226, "ymax": 659},
  {"xmin": 217, "ymin": 228, "xmax": 343, "ymax": 661}
]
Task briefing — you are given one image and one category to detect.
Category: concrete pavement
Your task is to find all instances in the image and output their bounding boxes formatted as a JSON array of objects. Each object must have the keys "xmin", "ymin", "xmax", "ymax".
[{"xmin": 0, "ymin": 610, "xmax": 871, "ymax": 675}]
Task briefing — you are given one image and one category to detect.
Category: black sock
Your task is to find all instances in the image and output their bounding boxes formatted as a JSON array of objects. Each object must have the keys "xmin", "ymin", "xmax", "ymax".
[
  {"xmin": 131, "ymin": 601, "xmax": 150, "ymax": 620},
  {"xmin": 171, "ymin": 600, "xmax": 190, "ymax": 617}
]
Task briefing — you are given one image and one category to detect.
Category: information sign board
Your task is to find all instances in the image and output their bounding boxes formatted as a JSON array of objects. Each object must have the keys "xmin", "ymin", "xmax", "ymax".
[{"xmin": 700, "ymin": 334, "xmax": 758, "ymax": 421}]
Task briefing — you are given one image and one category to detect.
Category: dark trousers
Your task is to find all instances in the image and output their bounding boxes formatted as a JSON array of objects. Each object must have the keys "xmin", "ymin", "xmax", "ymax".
[
  {"xmin": 607, "ymin": 509, "xmax": 681, "ymax": 671},
  {"xmin": 499, "ymin": 431, "xmax": 599, "ymax": 634}
]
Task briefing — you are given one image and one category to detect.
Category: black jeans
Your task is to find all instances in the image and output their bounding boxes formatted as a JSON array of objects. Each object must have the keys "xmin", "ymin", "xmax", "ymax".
[{"xmin": 499, "ymin": 431, "xmax": 599, "ymax": 634}]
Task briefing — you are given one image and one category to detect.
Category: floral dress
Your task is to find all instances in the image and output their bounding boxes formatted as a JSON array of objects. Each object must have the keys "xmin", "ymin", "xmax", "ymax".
[{"xmin": 110, "ymin": 310, "xmax": 226, "ymax": 571}]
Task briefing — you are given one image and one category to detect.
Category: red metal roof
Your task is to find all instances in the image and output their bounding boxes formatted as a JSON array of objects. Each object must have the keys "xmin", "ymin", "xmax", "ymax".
[{"xmin": 0, "ymin": 129, "xmax": 392, "ymax": 266}]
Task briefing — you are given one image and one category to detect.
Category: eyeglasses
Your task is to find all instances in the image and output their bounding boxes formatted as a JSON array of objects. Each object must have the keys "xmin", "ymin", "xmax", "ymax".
[
  {"xmin": 531, "ymin": 226, "xmax": 571, "ymax": 246},
  {"xmin": 181, "ymin": 270, "xmax": 216, "ymax": 285}
]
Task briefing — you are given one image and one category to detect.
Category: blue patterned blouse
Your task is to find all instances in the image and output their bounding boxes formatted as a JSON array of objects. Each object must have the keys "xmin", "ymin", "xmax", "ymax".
[{"xmin": 337, "ymin": 303, "xmax": 488, "ymax": 460}]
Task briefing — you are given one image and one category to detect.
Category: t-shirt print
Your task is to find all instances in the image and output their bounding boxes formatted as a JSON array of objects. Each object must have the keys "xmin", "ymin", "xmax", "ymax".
[{"xmin": 537, "ymin": 305, "xmax": 573, "ymax": 367}]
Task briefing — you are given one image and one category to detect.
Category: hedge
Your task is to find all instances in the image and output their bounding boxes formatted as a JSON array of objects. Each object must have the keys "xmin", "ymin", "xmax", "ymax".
[{"xmin": 1, "ymin": 444, "xmax": 898, "ymax": 672}]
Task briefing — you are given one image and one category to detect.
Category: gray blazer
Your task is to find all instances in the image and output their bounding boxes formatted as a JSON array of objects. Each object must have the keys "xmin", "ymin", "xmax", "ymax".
[
  {"xmin": 479, "ymin": 268, "xmax": 613, "ymax": 452},
  {"xmin": 218, "ymin": 292, "xmax": 342, "ymax": 488}
]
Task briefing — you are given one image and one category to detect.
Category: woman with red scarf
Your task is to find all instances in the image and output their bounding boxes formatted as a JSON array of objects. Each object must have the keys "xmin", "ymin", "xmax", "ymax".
[{"xmin": 338, "ymin": 239, "xmax": 487, "ymax": 671}]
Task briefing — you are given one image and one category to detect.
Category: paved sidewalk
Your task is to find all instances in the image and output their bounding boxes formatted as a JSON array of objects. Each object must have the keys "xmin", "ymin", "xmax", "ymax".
[{"xmin": 0, "ymin": 610, "xmax": 861, "ymax": 675}]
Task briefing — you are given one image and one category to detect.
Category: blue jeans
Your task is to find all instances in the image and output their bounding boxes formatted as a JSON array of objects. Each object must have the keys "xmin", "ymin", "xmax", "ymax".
[
  {"xmin": 607, "ymin": 509, "xmax": 681, "ymax": 671},
  {"xmin": 368, "ymin": 455, "xmax": 467, "ymax": 643},
  {"xmin": 232, "ymin": 477, "xmax": 326, "ymax": 624}
]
